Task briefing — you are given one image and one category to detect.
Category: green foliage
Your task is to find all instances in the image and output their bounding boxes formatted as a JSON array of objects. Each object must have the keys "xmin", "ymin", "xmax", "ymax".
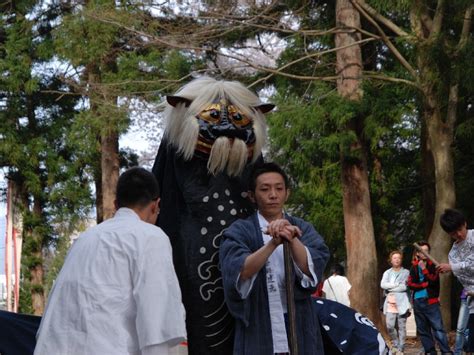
[
  {"xmin": 1, "ymin": 1, "xmax": 96, "ymax": 313},
  {"xmin": 105, "ymin": 49, "xmax": 201, "ymax": 98},
  {"xmin": 268, "ymin": 77, "xmax": 423, "ymax": 265},
  {"xmin": 263, "ymin": 0, "xmax": 474, "ymax": 276},
  {"xmin": 366, "ymin": 0, "xmax": 411, "ymax": 13},
  {"xmin": 54, "ymin": 3, "xmax": 120, "ymax": 67},
  {"xmin": 454, "ymin": 93, "xmax": 474, "ymax": 220},
  {"xmin": 2, "ymin": 0, "xmax": 472, "ymax": 314},
  {"xmin": 267, "ymin": 83, "xmax": 347, "ymax": 260},
  {"xmin": 361, "ymin": 81, "xmax": 423, "ymax": 253},
  {"xmin": 162, "ymin": 50, "xmax": 195, "ymax": 81},
  {"xmin": 18, "ymin": 282, "xmax": 33, "ymax": 314}
]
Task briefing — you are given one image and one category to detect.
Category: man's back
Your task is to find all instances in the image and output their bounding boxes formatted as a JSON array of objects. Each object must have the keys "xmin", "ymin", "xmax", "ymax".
[
  {"xmin": 34, "ymin": 208, "xmax": 185, "ymax": 355},
  {"xmin": 323, "ymin": 275, "xmax": 351, "ymax": 307}
]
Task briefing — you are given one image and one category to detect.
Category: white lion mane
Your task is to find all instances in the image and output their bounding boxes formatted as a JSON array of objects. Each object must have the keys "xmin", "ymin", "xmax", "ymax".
[{"xmin": 163, "ymin": 76, "xmax": 268, "ymax": 176}]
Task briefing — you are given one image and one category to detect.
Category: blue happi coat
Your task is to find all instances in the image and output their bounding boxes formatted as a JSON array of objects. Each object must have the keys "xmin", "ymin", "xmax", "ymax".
[{"xmin": 220, "ymin": 212, "xmax": 330, "ymax": 354}]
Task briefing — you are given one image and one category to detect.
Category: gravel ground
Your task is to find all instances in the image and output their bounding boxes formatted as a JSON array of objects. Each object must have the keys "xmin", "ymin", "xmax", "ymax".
[
  {"xmin": 170, "ymin": 332, "xmax": 460, "ymax": 354},
  {"xmin": 391, "ymin": 331, "xmax": 458, "ymax": 354}
]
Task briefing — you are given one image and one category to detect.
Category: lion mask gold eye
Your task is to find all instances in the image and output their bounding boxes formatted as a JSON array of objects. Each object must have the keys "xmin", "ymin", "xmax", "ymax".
[
  {"xmin": 199, "ymin": 104, "xmax": 222, "ymax": 123},
  {"xmin": 197, "ymin": 103, "xmax": 252, "ymax": 127},
  {"xmin": 228, "ymin": 105, "xmax": 251, "ymax": 126}
]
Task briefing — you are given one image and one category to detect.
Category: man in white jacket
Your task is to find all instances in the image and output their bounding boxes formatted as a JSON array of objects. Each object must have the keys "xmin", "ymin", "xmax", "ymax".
[
  {"xmin": 322, "ymin": 264, "xmax": 351, "ymax": 307},
  {"xmin": 439, "ymin": 208, "xmax": 474, "ymax": 353},
  {"xmin": 34, "ymin": 167, "xmax": 186, "ymax": 355}
]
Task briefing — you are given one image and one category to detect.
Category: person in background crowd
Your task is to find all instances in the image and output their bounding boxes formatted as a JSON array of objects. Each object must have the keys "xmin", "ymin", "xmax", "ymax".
[
  {"xmin": 380, "ymin": 250, "xmax": 411, "ymax": 354},
  {"xmin": 439, "ymin": 208, "xmax": 474, "ymax": 354},
  {"xmin": 322, "ymin": 264, "xmax": 352, "ymax": 307},
  {"xmin": 407, "ymin": 241, "xmax": 451, "ymax": 355}
]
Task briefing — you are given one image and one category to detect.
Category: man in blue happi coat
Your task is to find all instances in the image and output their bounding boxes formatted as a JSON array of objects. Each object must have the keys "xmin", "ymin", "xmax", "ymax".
[{"xmin": 220, "ymin": 162, "xmax": 330, "ymax": 354}]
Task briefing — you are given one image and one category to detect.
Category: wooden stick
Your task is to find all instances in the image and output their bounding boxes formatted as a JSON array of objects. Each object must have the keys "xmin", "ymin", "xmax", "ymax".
[
  {"xmin": 283, "ymin": 241, "xmax": 298, "ymax": 355},
  {"xmin": 413, "ymin": 242, "xmax": 440, "ymax": 267}
]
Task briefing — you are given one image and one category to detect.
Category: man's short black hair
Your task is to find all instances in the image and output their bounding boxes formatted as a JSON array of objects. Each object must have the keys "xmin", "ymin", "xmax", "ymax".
[
  {"xmin": 116, "ymin": 167, "xmax": 160, "ymax": 209},
  {"xmin": 331, "ymin": 264, "xmax": 345, "ymax": 276},
  {"xmin": 249, "ymin": 162, "xmax": 289, "ymax": 192},
  {"xmin": 440, "ymin": 208, "xmax": 466, "ymax": 233}
]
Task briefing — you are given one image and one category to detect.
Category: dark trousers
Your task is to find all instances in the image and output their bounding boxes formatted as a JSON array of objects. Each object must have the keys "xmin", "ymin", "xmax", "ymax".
[{"xmin": 413, "ymin": 298, "xmax": 451, "ymax": 354}]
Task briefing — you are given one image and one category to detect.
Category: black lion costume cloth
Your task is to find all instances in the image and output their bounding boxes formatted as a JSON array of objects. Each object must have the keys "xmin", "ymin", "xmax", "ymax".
[{"xmin": 152, "ymin": 77, "xmax": 274, "ymax": 354}]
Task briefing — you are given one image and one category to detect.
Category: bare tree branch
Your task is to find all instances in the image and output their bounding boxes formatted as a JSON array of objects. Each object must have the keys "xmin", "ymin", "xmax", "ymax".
[
  {"xmin": 446, "ymin": 5, "xmax": 473, "ymax": 130},
  {"xmin": 446, "ymin": 82, "xmax": 458, "ymax": 129},
  {"xmin": 79, "ymin": 4, "xmax": 423, "ymax": 96},
  {"xmin": 430, "ymin": 0, "xmax": 445, "ymax": 39},
  {"xmin": 90, "ymin": 4, "xmax": 382, "ymax": 50},
  {"xmin": 363, "ymin": 72, "xmax": 419, "ymax": 89},
  {"xmin": 197, "ymin": 11, "xmax": 340, "ymax": 36},
  {"xmin": 86, "ymin": 9, "xmax": 386, "ymax": 87},
  {"xmin": 409, "ymin": 3, "xmax": 426, "ymax": 39},
  {"xmin": 351, "ymin": 0, "xmax": 418, "ymax": 80},
  {"xmin": 84, "ymin": 13, "xmax": 205, "ymax": 51},
  {"xmin": 457, "ymin": 5, "xmax": 474, "ymax": 50},
  {"xmin": 420, "ymin": 12, "xmax": 434, "ymax": 37},
  {"xmin": 352, "ymin": 0, "xmax": 410, "ymax": 37},
  {"xmin": 218, "ymin": 37, "xmax": 376, "ymax": 84}
]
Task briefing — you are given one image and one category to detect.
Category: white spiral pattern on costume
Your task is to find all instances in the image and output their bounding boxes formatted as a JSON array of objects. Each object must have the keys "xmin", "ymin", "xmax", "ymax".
[
  {"xmin": 196, "ymin": 190, "xmax": 248, "ymax": 347},
  {"xmin": 354, "ymin": 312, "xmax": 377, "ymax": 330},
  {"xmin": 199, "ymin": 277, "xmax": 224, "ymax": 301}
]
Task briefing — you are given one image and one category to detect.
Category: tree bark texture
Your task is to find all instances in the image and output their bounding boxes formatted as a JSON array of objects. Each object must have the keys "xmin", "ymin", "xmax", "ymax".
[
  {"xmin": 336, "ymin": 0, "xmax": 382, "ymax": 330},
  {"xmin": 419, "ymin": 75, "xmax": 455, "ymax": 327},
  {"xmin": 95, "ymin": 166, "xmax": 104, "ymax": 224},
  {"xmin": 410, "ymin": 0, "xmax": 461, "ymax": 327},
  {"xmin": 86, "ymin": 62, "xmax": 120, "ymax": 221},
  {"xmin": 420, "ymin": 118, "xmax": 436, "ymax": 238},
  {"xmin": 101, "ymin": 128, "xmax": 119, "ymax": 220},
  {"xmin": 30, "ymin": 198, "xmax": 45, "ymax": 315},
  {"xmin": 30, "ymin": 262, "xmax": 45, "ymax": 316}
]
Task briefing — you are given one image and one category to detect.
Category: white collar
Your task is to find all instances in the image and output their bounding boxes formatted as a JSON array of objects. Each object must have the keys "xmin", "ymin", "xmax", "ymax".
[{"xmin": 114, "ymin": 207, "xmax": 141, "ymax": 220}]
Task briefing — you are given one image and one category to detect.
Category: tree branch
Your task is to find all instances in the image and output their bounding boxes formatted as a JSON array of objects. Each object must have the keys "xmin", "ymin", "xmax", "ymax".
[
  {"xmin": 351, "ymin": 0, "xmax": 418, "ymax": 80},
  {"xmin": 430, "ymin": 0, "xmax": 445, "ymax": 39},
  {"xmin": 85, "ymin": 13, "xmax": 205, "ymax": 51},
  {"xmin": 446, "ymin": 5, "xmax": 473, "ymax": 130},
  {"xmin": 363, "ymin": 72, "xmax": 420, "ymax": 89},
  {"xmin": 218, "ymin": 37, "xmax": 376, "ymax": 84},
  {"xmin": 85, "ymin": 4, "xmax": 420, "ymax": 94},
  {"xmin": 409, "ymin": 3, "xmax": 425, "ymax": 39},
  {"xmin": 198, "ymin": 11, "xmax": 341, "ymax": 37},
  {"xmin": 351, "ymin": 0, "xmax": 410, "ymax": 37},
  {"xmin": 87, "ymin": 11, "xmax": 382, "ymax": 87},
  {"xmin": 446, "ymin": 82, "xmax": 458, "ymax": 129},
  {"xmin": 457, "ymin": 5, "xmax": 473, "ymax": 51}
]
